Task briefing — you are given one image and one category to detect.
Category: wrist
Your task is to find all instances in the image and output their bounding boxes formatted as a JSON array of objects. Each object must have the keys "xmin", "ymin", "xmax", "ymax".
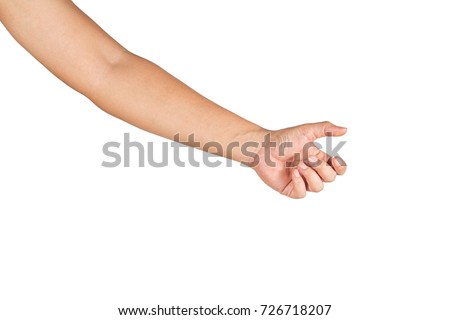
[{"xmin": 231, "ymin": 126, "xmax": 270, "ymax": 165}]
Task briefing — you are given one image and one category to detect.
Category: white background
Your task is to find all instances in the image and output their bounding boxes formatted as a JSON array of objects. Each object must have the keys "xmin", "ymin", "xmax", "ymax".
[{"xmin": 1, "ymin": 1, "xmax": 449, "ymax": 319}]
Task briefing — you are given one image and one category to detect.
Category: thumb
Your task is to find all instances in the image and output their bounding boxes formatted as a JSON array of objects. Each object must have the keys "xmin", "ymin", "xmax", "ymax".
[{"xmin": 303, "ymin": 121, "xmax": 347, "ymax": 139}]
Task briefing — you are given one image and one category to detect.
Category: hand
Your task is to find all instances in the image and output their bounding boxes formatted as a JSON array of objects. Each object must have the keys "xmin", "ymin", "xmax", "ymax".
[{"xmin": 251, "ymin": 121, "xmax": 347, "ymax": 199}]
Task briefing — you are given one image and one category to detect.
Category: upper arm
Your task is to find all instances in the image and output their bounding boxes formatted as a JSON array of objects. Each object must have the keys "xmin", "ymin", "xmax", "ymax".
[{"xmin": 0, "ymin": 0, "xmax": 127, "ymax": 96}]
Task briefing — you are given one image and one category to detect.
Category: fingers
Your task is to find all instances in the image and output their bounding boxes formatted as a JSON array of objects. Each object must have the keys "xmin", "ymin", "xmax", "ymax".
[
  {"xmin": 329, "ymin": 156, "xmax": 347, "ymax": 175},
  {"xmin": 280, "ymin": 169, "xmax": 307, "ymax": 199},
  {"xmin": 290, "ymin": 169, "xmax": 307, "ymax": 199},
  {"xmin": 307, "ymin": 146, "xmax": 346, "ymax": 178},
  {"xmin": 292, "ymin": 153, "xmax": 346, "ymax": 197},
  {"xmin": 298, "ymin": 162, "xmax": 324, "ymax": 192},
  {"xmin": 281, "ymin": 143, "xmax": 347, "ymax": 199},
  {"xmin": 301, "ymin": 121, "xmax": 347, "ymax": 140},
  {"xmin": 306, "ymin": 152, "xmax": 337, "ymax": 183},
  {"xmin": 285, "ymin": 156, "xmax": 346, "ymax": 198}
]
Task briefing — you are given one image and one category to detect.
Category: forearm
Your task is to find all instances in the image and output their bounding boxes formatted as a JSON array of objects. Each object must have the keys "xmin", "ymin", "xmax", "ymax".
[{"xmin": 87, "ymin": 51, "xmax": 267, "ymax": 162}]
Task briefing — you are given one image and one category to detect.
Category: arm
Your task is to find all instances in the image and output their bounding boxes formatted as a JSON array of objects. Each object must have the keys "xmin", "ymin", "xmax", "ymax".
[
  {"xmin": 0, "ymin": 0, "xmax": 263, "ymax": 161},
  {"xmin": 0, "ymin": 0, "xmax": 347, "ymax": 198}
]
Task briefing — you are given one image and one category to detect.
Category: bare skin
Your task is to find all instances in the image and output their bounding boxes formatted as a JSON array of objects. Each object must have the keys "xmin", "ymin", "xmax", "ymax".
[{"xmin": 0, "ymin": 0, "xmax": 347, "ymax": 199}]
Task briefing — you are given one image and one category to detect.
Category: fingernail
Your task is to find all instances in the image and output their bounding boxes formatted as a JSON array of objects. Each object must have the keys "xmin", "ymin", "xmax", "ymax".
[
  {"xmin": 293, "ymin": 169, "xmax": 300, "ymax": 178},
  {"xmin": 328, "ymin": 126, "xmax": 347, "ymax": 134},
  {"xmin": 308, "ymin": 156, "xmax": 320, "ymax": 168},
  {"xmin": 299, "ymin": 162, "xmax": 308, "ymax": 170}
]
